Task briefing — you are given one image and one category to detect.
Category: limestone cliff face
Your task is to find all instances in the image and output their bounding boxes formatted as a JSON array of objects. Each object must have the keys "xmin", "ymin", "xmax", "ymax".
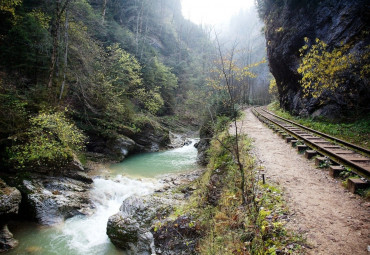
[{"xmin": 262, "ymin": 0, "xmax": 369, "ymax": 117}]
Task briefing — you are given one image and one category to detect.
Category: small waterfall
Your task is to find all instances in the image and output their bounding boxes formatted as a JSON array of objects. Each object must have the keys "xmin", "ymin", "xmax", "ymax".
[
  {"xmin": 61, "ymin": 176, "xmax": 159, "ymax": 254},
  {"xmin": 6, "ymin": 138, "xmax": 198, "ymax": 255}
]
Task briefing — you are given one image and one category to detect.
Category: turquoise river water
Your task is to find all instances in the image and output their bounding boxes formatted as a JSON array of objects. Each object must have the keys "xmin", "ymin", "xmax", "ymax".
[{"xmin": 5, "ymin": 139, "xmax": 198, "ymax": 255}]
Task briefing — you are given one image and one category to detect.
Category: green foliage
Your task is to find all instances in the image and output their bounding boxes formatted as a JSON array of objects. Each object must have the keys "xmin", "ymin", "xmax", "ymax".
[
  {"xmin": 1, "ymin": 9, "xmax": 51, "ymax": 78},
  {"xmin": 214, "ymin": 116, "xmax": 231, "ymax": 133},
  {"xmin": 105, "ymin": 43, "xmax": 143, "ymax": 96},
  {"xmin": 268, "ymin": 77, "xmax": 278, "ymax": 97},
  {"xmin": 298, "ymin": 38, "xmax": 357, "ymax": 98},
  {"xmin": 0, "ymin": 0, "xmax": 215, "ymax": 169},
  {"xmin": 0, "ymin": 0, "xmax": 22, "ymax": 17},
  {"xmin": 0, "ymin": 85, "xmax": 28, "ymax": 138},
  {"xmin": 141, "ymin": 57, "xmax": 178, "ymax": 115},
  {"xmin": 172, "ymin": 130, "xmax": 304, "ymax": 254},
  {"xmin": 9, "ymin": 111, "xmax": 86, "ymax": 169}
]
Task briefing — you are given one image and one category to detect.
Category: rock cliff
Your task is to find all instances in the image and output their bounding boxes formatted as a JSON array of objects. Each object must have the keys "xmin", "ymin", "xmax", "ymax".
[{"xmin": 261, "ymin": 0, "xmax": 370, "ymax": 117}]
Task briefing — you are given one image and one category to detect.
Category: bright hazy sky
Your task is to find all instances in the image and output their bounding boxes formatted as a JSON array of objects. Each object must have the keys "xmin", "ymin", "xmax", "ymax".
[{"xmin": 181, "ymin": 0, "xmax": 255, "ymax": 25}]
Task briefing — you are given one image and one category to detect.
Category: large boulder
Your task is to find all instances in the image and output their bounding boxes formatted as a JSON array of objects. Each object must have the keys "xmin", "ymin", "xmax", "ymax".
[
  {"xmin": 132, "ymin": 123, "xmax": 170, "ymax": 152},
  {"xmin": 20, "ymin": 176, "xmax": 92, "ymax": 225},
  {"xmin": 87, "ymin": 134, "xmax": 138, "ymax": 161},
  {"xmin": 167, "ymin": 132, "xmax": 192, "ymax": 149},
  {"xmin": 0, "ymin": 224, "xmax": 18, "ymax": 252},
  {"xmin": 0, "ymin": 179, "xmax": 22, "ymax": 217},
  {"xmin": 0, "ymin": 178, "xmax": 22, "ymax": 252},
  {"xmin": 107, "ymin": 214, "xmax": 154, "ymax": 255},
  {"xmin": 107, "ymin": 195, "xmax": 173, "ymax": 254}
]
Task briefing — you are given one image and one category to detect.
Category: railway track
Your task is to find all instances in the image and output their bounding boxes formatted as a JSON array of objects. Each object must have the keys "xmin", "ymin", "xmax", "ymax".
[{"xmin": 252, "ymin": 107, "xmax": 370, "ymax": 192}]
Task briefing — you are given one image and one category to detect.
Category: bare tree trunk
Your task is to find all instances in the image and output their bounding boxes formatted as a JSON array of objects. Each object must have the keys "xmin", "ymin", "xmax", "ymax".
[
  {"xmin": 48, "ymin": 0, "xmax": 61, "ymax": 89},
  {"xmin": 59, "ymin": 9, "xmax": 69, "ymax": 100},
  {"xmin": 215, "ymin": 34, "xmax": 246, "ymax": 205},
  {"xmin": 48, "ymin": 0, "xmax": 70, "ymax": 90},
  {"xmin": 140, "ymin": 1, "xmax": 150, "ymax": 61},
  {"xmin": 135, "ymin": 0, "xmax": 144, "ymax": 55},
  {"xmin": 102, "ymin": 0, "xmax": 107, "ymax": 23}
]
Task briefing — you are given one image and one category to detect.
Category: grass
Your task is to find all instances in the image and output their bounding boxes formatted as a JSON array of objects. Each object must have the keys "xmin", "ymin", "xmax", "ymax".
[
  {"xmin": 170, "ymin": 129, "xmax": 305, "ymax": 254},
  {"xmin": 268, "ymin": 102, "xmax": 370, "ymax": 150}
]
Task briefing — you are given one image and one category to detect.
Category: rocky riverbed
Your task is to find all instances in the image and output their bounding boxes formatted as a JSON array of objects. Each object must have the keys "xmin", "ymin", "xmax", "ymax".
[
  {"xmin": 106, "ymin": 169, "xmax": 203, "ymax": 255},
  {"xmin": 1, "ymin": 134, "xmax": 203, "ymax": 254}
]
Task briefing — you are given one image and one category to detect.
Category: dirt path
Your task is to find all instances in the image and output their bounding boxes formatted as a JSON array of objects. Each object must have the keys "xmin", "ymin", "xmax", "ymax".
[{"xmin": 236, "ymin": 108, "xmax": 370, "ymax": 255}]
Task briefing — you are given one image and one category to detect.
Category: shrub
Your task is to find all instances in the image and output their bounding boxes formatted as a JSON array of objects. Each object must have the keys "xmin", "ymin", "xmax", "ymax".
[
  {"xmin": 9, "ymin": 110, "xmax": 86, "ymax": 169},
  {"xmin": 297, "ymin": 37, "xmax": 356, "ymax": 98}
]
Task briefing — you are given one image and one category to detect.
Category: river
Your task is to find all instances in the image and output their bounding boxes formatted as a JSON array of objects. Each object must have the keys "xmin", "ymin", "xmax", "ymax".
[{"xmin": 6, "ymin": 140, "xmax": 199, "ymax": 255}]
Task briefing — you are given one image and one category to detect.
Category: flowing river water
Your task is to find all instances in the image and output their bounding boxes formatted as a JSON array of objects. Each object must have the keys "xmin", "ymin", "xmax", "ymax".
[{"xmin": 6, "ymin": 140, "xmax": 199, "ymax": 255}]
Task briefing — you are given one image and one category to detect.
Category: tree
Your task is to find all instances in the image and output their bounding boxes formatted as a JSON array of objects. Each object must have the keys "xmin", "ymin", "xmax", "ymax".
[
  {"xmin": 105, "ymin": 43, "xmax": 143, "ymax": 97},
  {"xmin": 207, "ymin": 35, "xmax": 260, "ymax": 205},
  {"xmin": 0, "ymin": 0, "xmax": 22, "ymax": 18},
  {"xmin": 48, "ymin": 0, "xmax": 71, "ymax": 90},
  {"xmin": 9, "ymin": 111, "xmax": 86, "ymax": 169},
  {"xmin": 297, "ymin": 37, "xmax": 357, "ymax": 98},
  {"xmin": 141, "ymin": 56, "xmax": 178, "ymax": 114}
]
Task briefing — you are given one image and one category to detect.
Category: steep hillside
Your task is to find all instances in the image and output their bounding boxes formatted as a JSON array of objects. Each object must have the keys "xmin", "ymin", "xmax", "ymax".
[
  {"xmin": 0, "ymin": 0, "xmax": 214, "ymax": 170},
  {"xmin": 257, "ymin": 0, "xmax": 370, "ymax": 118}
]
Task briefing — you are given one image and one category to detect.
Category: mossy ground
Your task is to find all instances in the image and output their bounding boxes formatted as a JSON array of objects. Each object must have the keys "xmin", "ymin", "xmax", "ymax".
[{"xmin": 168, "ymin": 129, "xmax": 305, "ymax": 254}]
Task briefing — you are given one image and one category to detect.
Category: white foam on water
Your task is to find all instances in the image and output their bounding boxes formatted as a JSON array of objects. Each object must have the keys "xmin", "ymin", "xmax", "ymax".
[
  {"xmin": 8, "ymin": 138, "xmax": 198, "ymax": 255},
  {"xmin": 61, "ymin": 175, "xmax": 159, "ymax": 253}
]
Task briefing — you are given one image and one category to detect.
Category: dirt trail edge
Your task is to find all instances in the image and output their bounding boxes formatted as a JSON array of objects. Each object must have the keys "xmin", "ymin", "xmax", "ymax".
[{"xmin": 236, "ymin": 108, "xmax": 370, "ymax": 255}]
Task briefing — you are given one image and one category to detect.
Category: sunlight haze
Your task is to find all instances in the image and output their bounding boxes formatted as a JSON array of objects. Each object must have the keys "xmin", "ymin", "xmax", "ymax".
[{"xmin": 181, "ymin": 0, "xmax": 255, "ymax": 25}]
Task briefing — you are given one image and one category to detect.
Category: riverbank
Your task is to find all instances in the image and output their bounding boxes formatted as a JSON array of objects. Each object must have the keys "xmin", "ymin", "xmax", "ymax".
[
  {"xmin": 3, "ymin": 138, "xmax": 202, "ymax": 254},
  {"xmin": 147, "ymin": 127, "xmax": 305, "ymax": 254}
]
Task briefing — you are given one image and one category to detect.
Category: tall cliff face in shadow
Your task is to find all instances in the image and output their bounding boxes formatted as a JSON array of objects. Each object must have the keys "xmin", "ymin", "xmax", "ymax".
[{"xmin": 258, "ymin": 0, "xmax": 369, "ymax": 118}]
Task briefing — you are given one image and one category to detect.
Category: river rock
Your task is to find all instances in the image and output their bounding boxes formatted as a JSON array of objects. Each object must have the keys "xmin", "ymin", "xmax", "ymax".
[
  {"xmin": 86, "ymin": 134, "xmax": 138, "ymax": 161},
  {"xmin": 20, "ymin": 176, "xmax": 92, "ymax": 225},
  {"xmin": 0, "ymin": 178, "xmax": 22, "ymax": 217},
  {"xmin": 0, "ymin": 178, "xmax": 22, "ymax": 252},
  {"xmin": 196, "ymin": 138, "xmax": 210, "ymax": 166},
  {"xmin": 168, "ymin": 132, "xmax": 192, "ymax": 149},
  {"xmin": 109, "ymin": 135, "xmax": 137, "ymax": 161},
  {"xmin": 0, "ymin": 224, "xmax": 18, "ymax": 252},
  {"xmin": 107, "ymin": 214, "xmax": 155, "ymax": 255},
  {"xmin": 132, "ymin": 122, "xmax": 170, "ymax": 152},
  {"xmin": 107, "ymin": 195, "xmax": 174, "ymax": 254}
]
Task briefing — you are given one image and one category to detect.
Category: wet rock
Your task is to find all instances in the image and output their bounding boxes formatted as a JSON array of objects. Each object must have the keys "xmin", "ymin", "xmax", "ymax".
[
  {"xmin": 107, "ymin": 214, "xmax": 154, "ymax": 255},
  {"xmin": 110, "ymin": 135, "xmax": 137, "ymax": 160},
  {"xmin": 107, "ymin": 195, "xmax": 174, "ymax": 254},
  {"xmin": 0, "ymin": 224, "xmax": 18, "ymax": 252},
  {"xmin": 168, "ymin": 132, "xmax": 193, "ymax": 149},
  {"xmin": 107, "ymin": 214, "xmax": 140, "ymax": 249},
  {"xmin": 19, "ymin": 176, "xmax": 92, "ymax": 225},
  {"xmin": 132, "ymin": 123, "xmax": 170, "ymax": 152},
  {"xmin": 0, "ymin": 179, "xmax": 22, "ymax": 252},
  {"xmin": 0, "ymin": 179, "xmax": 22, "ymax": 217},
  {"xmin": 87, "ymin": 134, "xmax": 138, "ymax": 161},
  {"xmin": 196, "ymin": 139, "xmax": 210, "ymax": 166},
  {"xmin": 63, "ymin": 170, "xmax": 93, "ymax": 184}
]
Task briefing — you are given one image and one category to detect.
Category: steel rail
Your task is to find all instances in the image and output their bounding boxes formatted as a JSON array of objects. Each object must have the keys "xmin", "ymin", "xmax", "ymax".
[
  {"xmin": 252, "ymin": 107, "xmax": 370, "ymax": 181},
  {"xmin": 260, "ymin": 108, "xmax": 370, "ymax": 156}
]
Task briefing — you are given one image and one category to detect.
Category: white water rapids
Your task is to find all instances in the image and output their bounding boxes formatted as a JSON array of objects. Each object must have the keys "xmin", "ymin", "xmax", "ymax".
[{"xmin": 7, "ymin": 139, "xmax": 198, "ymax": 255}]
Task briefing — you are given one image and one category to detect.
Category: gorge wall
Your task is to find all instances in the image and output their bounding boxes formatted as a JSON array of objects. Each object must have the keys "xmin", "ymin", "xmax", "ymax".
[{"xmin": 260, "ymin": 0, "xmax": 370, "ymax": 117}]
